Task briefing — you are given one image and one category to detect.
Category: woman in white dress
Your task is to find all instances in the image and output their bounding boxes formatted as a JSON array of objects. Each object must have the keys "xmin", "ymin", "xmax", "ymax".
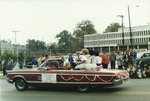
[{"xmin": 75, "ymin": 49, "xmax": 92, "ymax": 70}]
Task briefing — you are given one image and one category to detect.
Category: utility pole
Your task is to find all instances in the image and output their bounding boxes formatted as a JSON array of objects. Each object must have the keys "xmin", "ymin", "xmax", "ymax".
[
  {"xmin": 128, "ymin": 5, "xmax": 133, "ymax": 49},
  {"xmin": 13, "ymin": 30, "xmax": 19, "ymax": 56}
]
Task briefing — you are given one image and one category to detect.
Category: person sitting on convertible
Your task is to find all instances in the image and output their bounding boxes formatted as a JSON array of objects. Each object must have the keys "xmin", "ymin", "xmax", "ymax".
[
  {"xmin": 64, "ymin": 62, "xmax": 71, "ymax": 70},
  {"xmin": 47, "ymin": 61, "xmax": 59, "ymax": 70},
  {"xmin": 75, "ymin": 49, "xmax": 92, "ymax": 70}
]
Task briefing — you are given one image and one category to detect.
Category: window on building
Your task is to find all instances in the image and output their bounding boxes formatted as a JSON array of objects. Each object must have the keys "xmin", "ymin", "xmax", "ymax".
[
  {"xmin": 139, "ymin": 31, "xmax": 141, "ymax": 36},
  {"xmin": 146, "ymin": 30, "xmax": 148, "ymax": 35},
  {"xmin": 135, "ymin": 32, "xmax": 137, "ymax": 36},
  {"xmin": 142, "ymin": 31, "xmax": 144, "ymax": 36}
]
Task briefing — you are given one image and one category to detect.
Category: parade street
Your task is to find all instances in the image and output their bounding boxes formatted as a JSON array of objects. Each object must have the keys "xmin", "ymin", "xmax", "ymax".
[{"xmin": 0, "ymin": 79, "xmax": 150, "ymax": 101}]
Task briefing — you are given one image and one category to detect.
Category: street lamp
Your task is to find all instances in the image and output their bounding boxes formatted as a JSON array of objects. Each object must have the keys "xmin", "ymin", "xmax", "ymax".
[{"xmin": 117, "ymin": 15, "xmax": 125, "ymax": 55}]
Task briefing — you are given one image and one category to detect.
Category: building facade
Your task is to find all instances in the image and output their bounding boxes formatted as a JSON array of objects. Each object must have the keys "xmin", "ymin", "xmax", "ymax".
[
  {"xmin": 84, "ymin": 25, "xmax": 150, "ymax": 53},
  {"xmin": 0, "ymin": 42, "xmax": 26, "ymax": 55}
]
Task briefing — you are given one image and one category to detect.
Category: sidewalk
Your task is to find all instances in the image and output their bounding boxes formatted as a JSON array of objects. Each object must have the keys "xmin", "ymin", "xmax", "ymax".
[
  {"xmin": 0, "ymin": 71, "xmax": 3, "ymax": 76},
  {"xmin": 0, "ymin": 71, "xmax": 6, "ymax": 79}
]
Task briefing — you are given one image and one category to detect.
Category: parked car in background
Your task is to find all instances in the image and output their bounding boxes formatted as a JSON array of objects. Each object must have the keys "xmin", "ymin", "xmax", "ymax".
[
  {"xmin": 136, "ymin": 49, "xmax": 148, "ymax": 53},
  {"xmin": 26, "ymin": 62, "xmax": 32, "ymax": 68},
  {"xmin": 136, "ymin": 52, "xmax": 150, "ymax": 67}
]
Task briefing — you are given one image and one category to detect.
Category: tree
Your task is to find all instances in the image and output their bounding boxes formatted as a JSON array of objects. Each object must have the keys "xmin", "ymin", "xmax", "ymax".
[
  {"xmin": 47, "ymin": 42, "xmax": 58, "ymax": 55},
  {"xmin": 25, "ymin": 55, "xmax": 33, "ymax": 66},
  {"xmin": 55, "ymin": 30, "xmax": 72, "ymax": 53},
  {"xmin": 76, "ymin": 20, "xmax": 97, "ymax": 34},
  {"xmin": 104, "ymin": 22, "xmax": 121, "ymax": 33},
  {"xmin": 26, "ymin": 39, "xmax": 46, "ymax": 54},
  {"xmin": 1, "ymin": 39, "xmax": 12, "ymax": 43},
  {"xmin": 18, "ymin": 52, "xmax": 24, "ymax": 69},
  {"xmin": 73, "ymin": 20, "xmax": 97, "ymax": 49}
]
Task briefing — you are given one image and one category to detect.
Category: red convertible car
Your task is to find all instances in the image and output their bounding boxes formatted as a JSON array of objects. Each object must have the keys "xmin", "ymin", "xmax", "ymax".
[{"xmin": 6, "ymin": 59, "xmax": 129, "ymax": 92}]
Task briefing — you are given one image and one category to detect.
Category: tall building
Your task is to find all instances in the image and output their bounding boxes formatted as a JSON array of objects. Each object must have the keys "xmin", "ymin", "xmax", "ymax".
[{"xmin": 84, "ymin": 25, "xmax": 150, "ymax": 53}]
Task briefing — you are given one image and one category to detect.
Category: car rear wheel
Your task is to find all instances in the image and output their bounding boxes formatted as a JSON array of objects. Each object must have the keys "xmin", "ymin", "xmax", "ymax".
[
  {"xmin": 77, "ymin": 85, "xmax": 91, "ymax": 93},
  {"xmin": 15, "ymin": 78, "xmax": 28, "ymax": 91}
]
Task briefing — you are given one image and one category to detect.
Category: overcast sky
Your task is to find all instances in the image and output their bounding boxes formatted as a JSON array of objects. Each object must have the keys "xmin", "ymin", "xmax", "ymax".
[{"xmin": 0, "ymin": 0, "xmax": 150, "ymax": 45}]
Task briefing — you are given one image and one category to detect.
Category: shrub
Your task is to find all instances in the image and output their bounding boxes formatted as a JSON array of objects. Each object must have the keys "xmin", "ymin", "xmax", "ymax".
[{"xmin": 25, "ymin": 55, "xmax": 33, "ymax": 66}]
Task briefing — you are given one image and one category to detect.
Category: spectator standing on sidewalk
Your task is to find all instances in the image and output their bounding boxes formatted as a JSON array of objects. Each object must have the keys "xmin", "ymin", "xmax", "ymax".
[
  {"xmin": 129, "ymin": 49, "xmax": 133, "ymax": 65},
  {"xmin": 7, "ymin": 57, "xmax": 14, "ymax": 70},
  {"xmin": 109, "ymin": 51, "xmax": 116, "ymax": 69},
  {"xmin": 116, "ymin": 51, "xmax": 123, "ymax": 69},
  {"xmin": 123, "ymin": 51, "xmax": 130, "ymax": 70},
  {"xmin": 102, "ymin": 51, "xmax": 109, "ymax": 69},
  {"xmin": 132, "ymin": 49, "xmax": 137, "ymax": 67},
  {"xmin": 31, "ymin": 56, "xmax": 38, "ymax": 68}
]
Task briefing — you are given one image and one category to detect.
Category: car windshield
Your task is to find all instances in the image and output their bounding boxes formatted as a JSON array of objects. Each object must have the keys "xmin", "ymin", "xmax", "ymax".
[
  {"xmin": 136, "ymin": 49, "xmax": 148, "ymax": 52},
  {"xmin": 137, "ymin": 53, "xmax": 144, "ymax": 58}
]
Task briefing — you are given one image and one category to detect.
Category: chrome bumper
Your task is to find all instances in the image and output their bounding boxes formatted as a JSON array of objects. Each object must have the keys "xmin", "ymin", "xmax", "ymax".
[{"xmin": 112, "ymin": 77, "xmax": 129, "ymax": 86}]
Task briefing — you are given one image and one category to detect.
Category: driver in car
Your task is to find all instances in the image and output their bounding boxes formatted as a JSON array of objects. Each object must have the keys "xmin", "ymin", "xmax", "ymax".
[{"xmin": 47, "ymin": 61, "xmax": 59, "ymax": 70}]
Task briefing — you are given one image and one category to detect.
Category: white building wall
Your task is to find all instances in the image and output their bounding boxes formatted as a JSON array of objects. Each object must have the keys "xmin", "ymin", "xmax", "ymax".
[{"xmin": 84, "ymin": 25, "xmax": 150, "ymax": 51}]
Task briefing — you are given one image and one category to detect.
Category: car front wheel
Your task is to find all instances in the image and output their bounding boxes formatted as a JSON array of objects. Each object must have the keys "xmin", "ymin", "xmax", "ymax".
[{"xmin": 15, "ymin": 78, "xmax": 28, "ymax": 91}]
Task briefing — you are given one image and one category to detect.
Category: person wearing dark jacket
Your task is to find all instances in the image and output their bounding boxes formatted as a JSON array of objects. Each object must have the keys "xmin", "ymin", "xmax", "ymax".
[
  {"xmin": 68, "ymin": 54, "xmax": 74, "ymax": 66},
  {"xmin": 109, "ymin": 51, "xmax": 116, "ymax": 69},
  {"xmin": 132, "ymin": 49, "xmax": 137, "ymax": 67},
  {"xmin": 31, "ymin": 56, "xmax": 38, "ymax": 68},
  {"xmin": 123, "ymin": 51, "xmax": 130, "ymax": 70}
]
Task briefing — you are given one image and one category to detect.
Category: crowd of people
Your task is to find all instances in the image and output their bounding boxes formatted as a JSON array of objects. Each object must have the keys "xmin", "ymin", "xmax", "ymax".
[{"xmin": 101, "ymin": 49, "xmax": 150, "ymax": 79}]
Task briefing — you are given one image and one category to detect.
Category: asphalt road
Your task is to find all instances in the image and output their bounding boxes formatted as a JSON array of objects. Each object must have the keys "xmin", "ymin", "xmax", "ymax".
[{"xmin": 0, "ymin": 79, "xmax": 150, "ymax": 101}]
